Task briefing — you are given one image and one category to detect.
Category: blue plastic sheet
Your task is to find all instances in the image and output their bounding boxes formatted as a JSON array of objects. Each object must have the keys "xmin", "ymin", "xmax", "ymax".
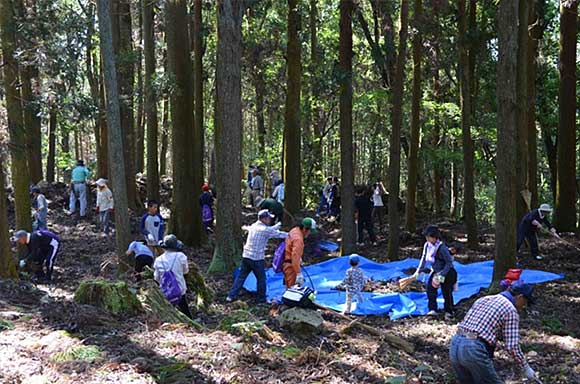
[
  {"xmin": 319, "ymin": 240, "xmax": 339, "ymax": 252},
  {"xmin": 241, "ymin": 255, "xmax": 563, "ymax": 320}
]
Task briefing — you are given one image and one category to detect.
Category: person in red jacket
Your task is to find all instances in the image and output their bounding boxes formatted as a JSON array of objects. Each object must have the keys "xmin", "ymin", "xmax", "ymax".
[{"xmin": 283, "ymin": 218, "xmax": 317, "ymax": 288}]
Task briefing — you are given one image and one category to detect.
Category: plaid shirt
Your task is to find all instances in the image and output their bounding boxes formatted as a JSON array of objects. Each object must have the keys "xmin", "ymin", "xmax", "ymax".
[
  {"xmin": 458, "ymin": 293, "xmax": 526, "ymax": 366},
  {"xmin": 243, "ymin": 221, "xmax": 287, "ymax": 261},
  {"xmin": 340, "ymin": 266, "xmax": 365, "ymax": 293}
]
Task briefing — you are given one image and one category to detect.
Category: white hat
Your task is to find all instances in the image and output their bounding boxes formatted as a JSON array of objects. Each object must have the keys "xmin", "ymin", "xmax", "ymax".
[
  {"xmin": 95, "ymin": 178, "xmax": 107, "ymax": 187},
  {"xmin": 539, "ymin": 203, "xmax": 552, "ymax": 212},
  {"xmin": 258, "ymin": 209, "xmax": 275, "ymax": 220}
]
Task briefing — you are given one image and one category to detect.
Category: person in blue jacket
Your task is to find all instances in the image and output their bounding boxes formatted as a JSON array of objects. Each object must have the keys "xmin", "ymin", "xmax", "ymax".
[
  {"xmin": 140, "ymin": 200, "xmax": 165, "ymax": 244},
  {"xmin": 413, "ymin": 225, "xmax": 457, "ymax": 318},
  {"xmin": 517, "ymin": 203, "xmax": 559, "ymax": 260}
]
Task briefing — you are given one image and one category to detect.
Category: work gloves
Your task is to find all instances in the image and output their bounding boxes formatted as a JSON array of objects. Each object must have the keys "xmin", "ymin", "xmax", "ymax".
[
  {"xmin": 522, "ymin": 363, "xmax": 538, "ymax": 381},
  {"xmin": 438, "ymin": 274, "xmax": 446, "ymax": 284},
  {"xmin": 296, "ymin": 274, "xmax": 304, "ymax": 286}
]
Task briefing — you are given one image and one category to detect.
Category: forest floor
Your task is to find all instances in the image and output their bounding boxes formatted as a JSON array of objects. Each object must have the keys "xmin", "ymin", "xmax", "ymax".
[{"xmin": 1, "ymin": 190, "xmax": 579, "ymax": 384}]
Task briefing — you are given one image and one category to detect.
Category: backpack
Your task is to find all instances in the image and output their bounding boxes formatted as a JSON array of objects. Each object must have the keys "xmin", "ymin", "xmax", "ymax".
[
  {"xmin": 272, "ymin": 241, "xmax": 286, "ymax": 273},
  {"xmin": 282, "ymin": 285, "xmax": 316, "ymax": 308},
  {"xmin": 160, "ymin": 256, "xmax": 182, "ymax": 305},
  {"xmin": 201, "ymin": 204, "xmax": 213, "ymax": 223}
]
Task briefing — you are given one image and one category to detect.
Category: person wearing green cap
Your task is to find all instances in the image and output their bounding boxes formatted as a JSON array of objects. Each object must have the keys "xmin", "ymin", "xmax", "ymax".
[{"xmin": 283, "ymin": 218, "xmax": 317, "ymax": 288}]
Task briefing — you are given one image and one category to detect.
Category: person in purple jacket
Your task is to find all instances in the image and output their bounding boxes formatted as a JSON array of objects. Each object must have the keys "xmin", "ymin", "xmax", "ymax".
[{"xmin": 140, "ymin": 200, "xmax": 165, "ymax": 244}]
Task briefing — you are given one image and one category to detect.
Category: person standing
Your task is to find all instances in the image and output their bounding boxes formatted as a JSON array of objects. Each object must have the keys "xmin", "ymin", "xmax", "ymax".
[
  {"xmin": 140, "ymin": 200, "xmax": 165, "ymax": 244},
  {"xmin": 154, "ymin": 234, "xmax": 192, "ymax": 318},
  {"xmin": 336, "ymin": 255, "xmax": 365, "ymax": 315},
  {"xmin": 68, "ymin": 160, "xmax": 90, "ymax": 217},
  {"xmin": 516, "ymin": 203, "xmax": 559, "ymax": 260},
  {"xmin": 270, "ymin": 169, "xmax": 281, "ymax": 187},
  {"xmin": 355, "ymin": 186, "xmax": 377, "ymax": 246},
  {"xmin": 328, "ymin": 177, "xmax": 341, "ymax": 219},
  {"xmin": 283, "ymin": 218, "xmax": 317, "ymax": 288},
  {"xmin": 372, "ymin": 181, "xmax": 386, "ymax": 230},
  {"xmin": 30, "ymin": 186, "xmax": 48, "ymax": 231},
  {"xmin": 95, "ymin": 178, "xmax": 114, "ymax": 236},
  {"xmin": 449, "ymin": 282, "xmax": 540, "ymax": 383},
  {"xmin": 251, "ymin": 168, "xmax": 264, "ymax": 206},
  {"xmin": 413, "ymin": 225, "xmax": 457, "ymax": 317},
  {"xmin": 272, "ymin": 179, "xmax": 285, "ymax": 204},
  {"xmin": 316, "ymin": 176, "xmax": 333, "ymax": 217},
  {"xmin": 199, "ymin": 184, "xmax": 215, "ymax": 233},
  {"xmin": 226, "ymin": 209, "xmax": 288, "ymax": 303},
  {"xmin": 13, "ymin": 229, "xmax": 61, "ymax": 282}
]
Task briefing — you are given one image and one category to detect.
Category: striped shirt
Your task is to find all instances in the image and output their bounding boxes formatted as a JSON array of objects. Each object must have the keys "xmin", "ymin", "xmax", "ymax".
[
  {"xmin": 458, "ymin": 293, "xmax": 526, "ymax": 367},
  {"xmin": 243, "ymin": 221, "xmax": 288, "ymax": 261}
]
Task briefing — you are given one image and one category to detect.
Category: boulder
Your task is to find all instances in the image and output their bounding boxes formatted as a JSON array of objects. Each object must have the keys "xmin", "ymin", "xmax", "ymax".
[{"xmin": 278, "ymin": 307, "xmax": 324, "ymax": 334}]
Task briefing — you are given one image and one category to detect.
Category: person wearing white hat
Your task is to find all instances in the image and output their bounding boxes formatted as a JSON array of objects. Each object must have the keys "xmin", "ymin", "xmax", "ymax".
[
  {"xmin": 517, "ymin": 203, "xmax": 559, "ymax": 260},
  {"xmin": 95, "ymin": 178, "xmax": 114, "ymax": 236},
  {"xmin": 226, "ymin": 209, "xmax": 288, "ymax": 303}
]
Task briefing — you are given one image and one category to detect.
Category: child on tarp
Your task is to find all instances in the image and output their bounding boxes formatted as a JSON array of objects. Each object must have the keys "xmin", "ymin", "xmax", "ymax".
[{"xmin": 337, "ymin": 255, "xmax": 365, "ymax": 315}]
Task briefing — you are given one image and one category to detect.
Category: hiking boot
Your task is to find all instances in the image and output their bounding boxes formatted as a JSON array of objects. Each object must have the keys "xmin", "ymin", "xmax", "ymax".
[
  {"xmin": 356, "ymin": 242, "xmax": 364, "ymax": 246},
  {"xmin": 426, "ymin": 310, "xmax": 437, "ymax": 316},
  {"xmin": 225, "ymin": 296, "xmax": 234, "ymax": 303}
]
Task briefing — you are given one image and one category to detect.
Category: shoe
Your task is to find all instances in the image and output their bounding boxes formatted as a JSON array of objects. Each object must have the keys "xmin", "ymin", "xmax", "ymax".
[
  {"xmin": 356, "ymin": 242, "xmax": 364, "ymax": 246},
  {"xmin": 445, "ymin": 312, "xmax": 454, "ymax": 319},
  {"xmin": 372, "ymin": 242, "xmax": 378, "ymax": 246},
  {"xmin": 225, "ymin": 296, "xmax": 234, "ymax": 302},
  {"xmin": 426, "ymin": 310, "xmax": 437, "ymax": 316},
  {"xmin": 535, "ymin": 255, "xmax": 543, "ymax": 260}
]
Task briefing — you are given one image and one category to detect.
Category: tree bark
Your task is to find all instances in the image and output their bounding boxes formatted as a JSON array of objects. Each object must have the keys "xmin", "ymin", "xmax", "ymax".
[
  {"xmin": 208, "ymin": 0, "xmax": 243, "ymax": 274},
  {"xmin": 193, "ymin": 0, "xmax": 205, "ymax": 182},
  {"xmin": 493, "ymin": 0, "xmax": 519, "ymax": 283},
  {"xmin": 135, "ymin": 0, "xmax": 145, "ymax": 174},
  {"xmin": 458, "ymin": 0, "xmax": 477, "ymax": 247},
  {"xmin": 0, "ymin": 0, "xmax": 32, "ymax": 231},
  {"xmin": 97, "ymin": 0, "xmax": 132, "ymax": 272},
  {"xmin": 516, "ymin": 0, "xmax": 529, "ymax": 218},
  {"xmin": 554, "ymin": 0, "xmax": 577, "ymax": 231},
  {"xmin": 405, "ymin": 0, "xmax": 422, "ymax": 232},
  {"xmin": 160, "ymin": 96, "xmax": 169, "ymax": 177},
  {"xmin": 98, "ymin": 55, "xmax": 109, "ymax": 179},
  {"xmin": 339, "ymin": 0, "xmax": 355, "ymax": 255},
  {"xmin": 387, "ymin": 0, "xmax": 409, "ymax": 260},
  {"xmin": 309, "ymin": 0, "xmax": 323, "ymax": 184},
  {"xmin": 46, "ymin": 107, "xmax": 57, "ymax": 183},
  {"xmin": 527, "ymin": 0, "xmax": 539, "ymax": 209},
  {"xmin": 283, "ymin": 0, "xmax": 302, "ymax": 222},
  {"xmin": 143, "ymin": 0, "xmax": 159, "ymax": 201},
  {"xmin": 0, "ymin": 151, "xmax": 17, "ymax": 278},
  {"xmin": 21, "ymin": 65, "xmax": 42, "ymax": 184},
  {"xmin": 166, "ymin": 0, "xmax": 203, "ymax": 246}
]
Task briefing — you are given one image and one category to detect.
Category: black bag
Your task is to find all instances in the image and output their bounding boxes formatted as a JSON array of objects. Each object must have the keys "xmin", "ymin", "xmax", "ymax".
[{"xmin": 282, "ymin": 286, "xmax": 316, "ymax": 308}]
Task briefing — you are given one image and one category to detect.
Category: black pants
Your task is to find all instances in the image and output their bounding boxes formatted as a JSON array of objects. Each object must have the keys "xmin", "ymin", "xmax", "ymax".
[
  {"xmin": 135, "ymin": 255, "xmax": 154, "ymax": 273},
  {"xmin": 32, "ymin": 242, "xmax": 60, "ymax": 281},
  {"xmin": 516, "ymin": 226, "xmax": 539, "ymax": 258},
  {"xmin": 357, "ymin": 218, "xmax": 376, "ymax": 243},
  {"xmin": 373, "ymin": 206, "xmax": 385, "ymax": 228},
  {"xmin": 427, "ymin": 268, "xmax": 457, "ymax": 313},
  {"xmin": 177, "ymin": 295, "xmax": 193, "ymax": 319}
]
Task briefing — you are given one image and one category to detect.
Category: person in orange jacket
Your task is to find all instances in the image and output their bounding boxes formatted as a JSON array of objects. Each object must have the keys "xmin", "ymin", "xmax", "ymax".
[{"xmin": 283, "ymin": 218, "xmax": 317, "ymax": 288}]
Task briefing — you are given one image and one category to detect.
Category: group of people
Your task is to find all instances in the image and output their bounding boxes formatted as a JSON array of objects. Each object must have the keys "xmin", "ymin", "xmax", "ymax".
[{"xmin": 245, "ymin": 165, "xmax": 284, "ymax": 208}]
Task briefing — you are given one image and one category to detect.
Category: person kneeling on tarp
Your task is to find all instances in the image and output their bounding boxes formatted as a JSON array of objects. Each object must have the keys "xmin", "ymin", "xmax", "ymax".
[
  {"xmin": 413, "ymin": 225, "xmax": 457, "ymax": 318},
  {"xmin": 14, "ymin": 229, "xmax": 61, "ymax": 282},
  {"xmin": 450, "ymin": 282, "xmax": 540, "ymax": 383}
]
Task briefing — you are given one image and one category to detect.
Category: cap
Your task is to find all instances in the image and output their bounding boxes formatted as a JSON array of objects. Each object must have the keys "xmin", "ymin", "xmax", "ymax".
[
  {"xmin": 254, "ymin": 196, "xmax": 264, "ymax": 207},
  {"xmin": 11, "ymin": 230, "xmax": 29, "ymax": 242},
  {"xmin": 422, "ymin": 225, "xmax": 440, "ymax": 238},
  {"xmin": 202, "ymin": 184, "xmax": 210, "ymax": 192},
  {"xmin": 30, "ymin": 186, "xmax": 40, "ymax": 194},
  {"xmin": 160, "ymin": 234, "xmax": 181, "ymax": 250},
  {"xmin": 538, "ymin": 203, "xmax": 552, "ymax": 213},
  {"xmin": 510, "ymin": 282, "xmax": 535, "ymax": 305},
  {"xmin": 349, "ymin": 255, "xmax": 360, "ymax": 265},
  {"xmin": 95, "ymin": 178, "xmax": 107, "ymax": 187},
  {"xmin": 302, "ymin": 218, "xmax": 318, "ymax": 234},
  {"xmin": 258, "ymin": 209, "xmax": 275, "ymax": 220}
]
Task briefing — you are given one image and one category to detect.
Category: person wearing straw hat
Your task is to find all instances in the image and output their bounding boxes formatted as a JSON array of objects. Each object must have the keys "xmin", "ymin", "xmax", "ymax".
[
  {"xmin": 450, "ymin": 282, "xmax": 540, "ymax": 383},
  {"xmin": 516, "ymin": 203, "xmax": 559, "ymax": 260},
  {"xmin": 95, "ymin": 178, "xmax": 114, "ymax": 236}
]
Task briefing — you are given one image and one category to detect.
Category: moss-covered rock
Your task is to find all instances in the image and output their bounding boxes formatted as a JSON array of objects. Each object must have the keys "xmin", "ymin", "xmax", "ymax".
[
  {"xmin": 73, "ymin": 280, "xmax": 142, "ymax": 316},
  {"xmin": 219, "ymin": 310, "xmax": 257, "ymax": 332}
]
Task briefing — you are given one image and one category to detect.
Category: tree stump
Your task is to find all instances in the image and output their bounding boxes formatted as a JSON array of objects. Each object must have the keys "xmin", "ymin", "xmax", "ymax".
[
  {"xmin": 73, "ymin": 280, "xmax": 142, "ymax": 316},
  {"xmin": 185, "ymin": 262, "xmax": 213, "ymax": 309}
]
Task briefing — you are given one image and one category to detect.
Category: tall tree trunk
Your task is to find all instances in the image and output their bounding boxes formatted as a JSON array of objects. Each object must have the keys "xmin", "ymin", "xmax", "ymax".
[
  {"xmin": 527, "ymin": 0, "xmax": 539, "ymax": 209},
  {"xmin": 339, "ymin": 0, "xmax": 355, "ymax": 255},
  {"xmin": 97, "ymin": 0, "xmax": 132, "ymax": 271},
  {"xmin": 46, "ymin": 107, "xmax": 57, "ymax": 183},
  {"xmin": 193, "ymin": 0, "xmax": 205, "ymax": 182},
  {"xmin": 160, "ymin": 96, "xmax": 169, "ymax": 177},
  {"xmin": 283, "ymin": 0, "xmax": 302, "ymax": 222},
  {"xmin": 98, "ymin": 57, "xmax": 109, "ymax": 179},
  {"xmin": 254, "ymin": 67, "xmax": 266, "ymax": 155},
  {"xmin": 135, "ymin": 0, "xmax": 145, "ymax": 174},
  {"xmin": 458, "ymin": 0, "xmax": 477, "ymax": 247},
  {"xmin": 166, "ymin": 0, "xmax": 203, "ymax": 246},
  {"xmin": 387, "ymin": 0, "xmax": 409, "ymax": 260},
  {"xmin": 0, "ymin": 151, "xmax": 17, "ymax": 278},
  {"xmin": 405, "ymin": 0, "xmax": 422, "ymax": 232},
  {"xmin": 554, "ymin": 0, "xmax": 578, "ymax": 231},
  {"xmin": 22, "ymin": 65, "xmax": 42, "ymax": 183},
  {"xmin": 208, "ymin": 0, "xmax": 243, "ymax": 274},
  {"xmin": 143, "ymin": 0, "xmax": 159, "ymax": 201},
  {"xmin": 516, "ymin": 0, "xmax": 529, "ymax": 218},
  {"xmin": 309, "ymin": 0, "xmax": 323, "ymax": 184},
  {"xmin": 493, "ymin": 0, "xmax": 519, "ymax": 283},
  {"xmin": 113, "ymin": 0, "xmax": 137, "ymax": 210},
  {"xmin": 0, "ymin": 0, "xmax": 32, "ymax": 231}
]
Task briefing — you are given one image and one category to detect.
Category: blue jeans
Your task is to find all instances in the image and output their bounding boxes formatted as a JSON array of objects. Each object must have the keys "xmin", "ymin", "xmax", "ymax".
[
  {"xmin": 99, "ymin": 210, "xmax": 111, "ymax": 234},
  {"xmin": 450, "ymin": 334, "xmax": 503, "ymax": 384},
  {"xmin": 33, "ymin": 211, "xmax": 47, "ymax": 231},
  {"xmin": 228, "ymin": 258, "xmax": 267, "ymax": 302},
  {"xmin": 69, "ymin": 183, "xmax": 87, "ymax": 217}
]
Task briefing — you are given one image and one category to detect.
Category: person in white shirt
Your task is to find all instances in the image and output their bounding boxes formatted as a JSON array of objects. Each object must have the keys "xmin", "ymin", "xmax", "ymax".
[
  {"xmin": 154, "ymin": 234, "xmax": 192, "ymax": 318},
  {"xmin": 95, "ymin": 178, "xmax": 114, "ymax": 236},
  {"xmin": 316, "ymin": 176, "xmax": 333, "ymax": 217},
  {"xmin": 126, "ymin": 239, "xmax": 155, "ymax": 276},
  {"xmin": 372, "ymin": 181, "xmax": 386, "ymax": 230},
  {"xmin": 272, "ymin": 179, "xmax": 285, "ymax": 204},
  {"xmin": 226, "ymin": 210, "xmax": 288, "ymax": 303}
]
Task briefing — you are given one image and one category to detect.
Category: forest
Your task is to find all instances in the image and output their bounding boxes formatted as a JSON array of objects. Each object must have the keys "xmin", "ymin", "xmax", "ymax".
[{"xmin": 0, "ymin": 0, "xmax": 578, "ymax": 383}]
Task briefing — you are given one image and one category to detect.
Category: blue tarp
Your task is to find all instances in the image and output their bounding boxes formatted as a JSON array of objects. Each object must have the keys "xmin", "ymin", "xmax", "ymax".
[
  {"xmin": 241, "ymin": 255, "xmax": 563, "ymax": 320},
  {"xmin": 319, "ymin": 240, "xmax": 339, "ymax": 252}
]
